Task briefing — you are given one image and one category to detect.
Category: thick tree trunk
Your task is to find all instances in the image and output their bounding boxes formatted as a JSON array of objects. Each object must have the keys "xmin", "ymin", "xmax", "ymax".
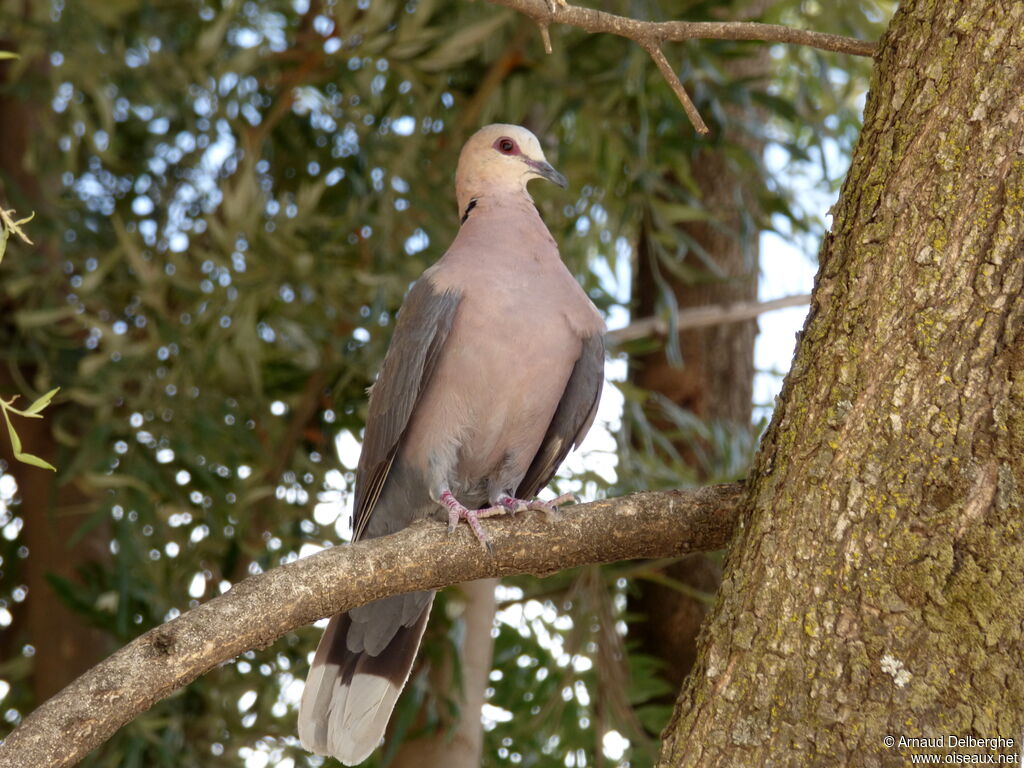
[{"xmin": 661, "ymin": 1, "xmax": 1024, "ymax": 765}]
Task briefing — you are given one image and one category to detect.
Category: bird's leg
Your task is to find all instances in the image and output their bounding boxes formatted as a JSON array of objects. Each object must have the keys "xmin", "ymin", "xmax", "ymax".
[
  {"xmin": 494, "ymin": 491, "xmax": 578, "ymax": 520},
  {"xmin": 440, "ymin": 489, "xmax": 507, "ymax": 553}
]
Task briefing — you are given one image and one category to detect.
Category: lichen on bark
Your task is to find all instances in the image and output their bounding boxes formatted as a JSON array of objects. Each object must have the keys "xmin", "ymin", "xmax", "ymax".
[{"xmin": 660, "ymin": 1, "xmax": 1024, "ymax": 765}]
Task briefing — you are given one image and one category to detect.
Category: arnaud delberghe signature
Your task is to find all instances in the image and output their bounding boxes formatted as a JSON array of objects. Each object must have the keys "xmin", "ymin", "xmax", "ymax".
[{"xmin": 897, "ymin": 736, "xmax": 1016, "ymax": 751}]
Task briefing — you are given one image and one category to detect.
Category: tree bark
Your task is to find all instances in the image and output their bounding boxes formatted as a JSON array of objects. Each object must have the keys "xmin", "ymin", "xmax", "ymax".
[{"xmin": 661, "ymin": 1, "xmax": 1024, "ymax": 765}]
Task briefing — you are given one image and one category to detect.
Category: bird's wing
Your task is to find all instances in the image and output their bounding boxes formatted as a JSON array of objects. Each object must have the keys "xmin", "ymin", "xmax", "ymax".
[
  {"xmin": 353, "ymin": 273, "xmax": 460, "ymax": 540},
  {"xmin": 516, "ymin": 332, "xmax": 605, "ymax": 499}
]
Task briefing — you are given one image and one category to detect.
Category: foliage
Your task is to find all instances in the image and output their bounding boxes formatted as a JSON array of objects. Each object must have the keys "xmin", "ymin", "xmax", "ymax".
[
  {"xmin": 1, "ymin": 388, "xmax": 60, "ymax": 471},
  {"xmin": 0, "ymin": 206, "xmax": 56, "ymax": 470},
  {"xmin": 0, "ymin": 205, "xmax": 34, "ymax": 265},
  {"xmin": 0, "ymin": 0, "xmax": 889, "ymax": 766}
]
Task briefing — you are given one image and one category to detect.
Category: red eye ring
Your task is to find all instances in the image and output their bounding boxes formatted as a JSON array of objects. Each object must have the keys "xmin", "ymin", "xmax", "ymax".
[{"xmin": 497, "ymin": 138, "xmax": 516, "ymax": 154}]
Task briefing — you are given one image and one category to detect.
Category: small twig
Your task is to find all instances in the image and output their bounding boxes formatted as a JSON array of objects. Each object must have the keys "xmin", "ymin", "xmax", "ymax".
[
  {"xmin": 630, "ymin": 568, "xmax": 716, "ymax": 604},
  {"xmin": 0, "ymin": 206, "xmax": 35, "ymax": 265},
  {"xmin": 539, "ymin": 22, "xmax": 553, "ymax": 54},
  {"xmin": 607, "ymin": 292, "xmax": 812, "ymax": 345},
  {"xmin": 0, "ymin": 207, "xmax": 33, "ymax": 244},
  {"xmin": 644, "ymin": 43, "xmax": 708, "ymax": 134},
  {"xmin": 486, "ymin": 0, "xmax": 876, "ymax": 131},
  {"xmin": 488, "ymin": 0, "xmax": 876, "ymax": 56}
]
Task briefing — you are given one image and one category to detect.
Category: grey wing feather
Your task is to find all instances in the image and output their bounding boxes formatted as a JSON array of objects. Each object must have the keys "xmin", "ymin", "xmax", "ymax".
[
  {"xmin": 516, "ymin": 332, "xmax": 605, "ymax": 499},
  {"xmin": 353, "ymin": 274, "xmax": 460, "ymax": 540}
]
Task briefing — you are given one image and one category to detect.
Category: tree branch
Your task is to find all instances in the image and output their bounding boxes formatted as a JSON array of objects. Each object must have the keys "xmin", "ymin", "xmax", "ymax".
[
  {"xmin": 486, "ymin": 0, "xmax": 876, "ymax": 132},
  {"xmin": 0, "ymin": 483, "xmax": 743, "ymax": 768},
  {"xmin": 644, "ymin": 43, "xmax": 709, "ymax": 135},
  {"xmin": 607, "ymin": 292, "xmax": 812, "ymax": 345}
]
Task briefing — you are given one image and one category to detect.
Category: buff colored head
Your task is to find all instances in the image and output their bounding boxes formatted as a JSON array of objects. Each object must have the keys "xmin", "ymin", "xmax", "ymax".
[{"xmin": 454, "ymin": 124, "xmax": 567, "ymax": 215}]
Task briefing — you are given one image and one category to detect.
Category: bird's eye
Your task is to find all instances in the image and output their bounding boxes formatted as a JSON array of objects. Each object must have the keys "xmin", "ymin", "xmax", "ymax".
[{"xmin": 497, "ymin": 138, "xmax": 515, "ymax": 154}]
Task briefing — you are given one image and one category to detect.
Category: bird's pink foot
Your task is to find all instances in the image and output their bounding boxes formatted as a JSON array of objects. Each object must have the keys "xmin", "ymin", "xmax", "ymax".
[
  {"xmin": 440, "ymin": 490, "xmax": 505, "ymax": 552},
  {"xmin": 495, "ymin": 491, "xmax": 577, "ymax": 519},
  {"xmin": 440, "ymin": 491, "xmax": 577, "ymax": 552}
]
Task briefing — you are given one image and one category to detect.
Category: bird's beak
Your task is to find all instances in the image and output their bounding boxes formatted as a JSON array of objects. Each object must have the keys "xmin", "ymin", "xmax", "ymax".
[{"xmin": 526, "ymin": 158, "xmax": 568, "ymax": 189}]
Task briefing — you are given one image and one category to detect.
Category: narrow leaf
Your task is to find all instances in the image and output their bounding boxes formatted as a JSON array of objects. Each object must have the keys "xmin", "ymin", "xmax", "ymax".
[
  {"xmin": 12, "ymin": 450, "xmax": 56, "ymax": 472},
  {"xmin": 24, "ymin": 387, "xmax": 60, "ymax": 416},
  {"xmin": 2, "ymin": 408, "xmax": 21, "ymax": 455},
  {"xmin": 3, "ymin": 403, "xmax": 57, "ymax": 471},
  {"xmin": 417, "ymin": 12, "xmax": 510, "ymax": 72}
]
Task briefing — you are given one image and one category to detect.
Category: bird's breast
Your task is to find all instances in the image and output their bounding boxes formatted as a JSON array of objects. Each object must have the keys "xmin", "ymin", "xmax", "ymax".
[{"xmin": 401, "ymin": 276, "xmax": 582, "ymax": 496}]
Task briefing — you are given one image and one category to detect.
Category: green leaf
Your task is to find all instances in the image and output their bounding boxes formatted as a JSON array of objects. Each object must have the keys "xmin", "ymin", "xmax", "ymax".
[
  {"xmin": 14, "ymin": 306, "xmax": 76, "ymax": 328},
  {"xmin": 23, "ymin": 386, "xmax": 60, "ymax": 416},
  {"xmin": 0, "ymin": 51, "xmax": 18, "ymax": 60},
  {"xmin": 416, "ymin": 12, "xmax": 510, "ymax": 71},
  {"xmin": 12, "ymin": 449, "xmax": 57, "ymax": 472},
  {"xmin": 655, "ymin": 201, "xmax": 712, "ymax": 224},
  {"xmin": 2, "ymin": 407, "xmax": 21, "ymax": 455},
  {"xmin": 2, "ymin": 405, "xmax": 57, "ymax": 471},
  {"xmin": 45, "ymin": 572, "xmax": 98, "ymax": 618}
]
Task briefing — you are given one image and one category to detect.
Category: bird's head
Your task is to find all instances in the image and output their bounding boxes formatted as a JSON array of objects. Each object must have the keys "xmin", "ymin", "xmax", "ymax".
[{"xmin": 455, "ymin": 124, "xmax": 567, "ymax": 217}]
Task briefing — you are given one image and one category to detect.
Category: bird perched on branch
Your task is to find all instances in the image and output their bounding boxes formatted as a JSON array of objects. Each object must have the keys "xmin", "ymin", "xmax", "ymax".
[{"xmin": 298, "ymin": 123, "xmax": 605, "ymax": 765}]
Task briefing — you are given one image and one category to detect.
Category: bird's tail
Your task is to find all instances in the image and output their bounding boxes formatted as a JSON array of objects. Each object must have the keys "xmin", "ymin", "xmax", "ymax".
[{"xmin": 298, "ymin": 595, "xmax": 434, "ymax": 765}]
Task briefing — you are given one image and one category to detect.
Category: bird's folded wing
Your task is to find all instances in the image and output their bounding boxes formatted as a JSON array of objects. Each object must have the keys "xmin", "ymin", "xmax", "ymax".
[
  {"xmin": 516, "ymin": 332, "xmax": 605, "ymax": 499},
  {"xmin": 353, "ymin": 273, "xmax": 461, "ymax": 540}
]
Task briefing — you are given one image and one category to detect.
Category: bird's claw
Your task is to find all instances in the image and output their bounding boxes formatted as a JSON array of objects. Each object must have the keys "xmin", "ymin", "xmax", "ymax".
[
  {"xmin": 496, "ymin": 491, "xmax": 577, "ymax": 520},
  {"xmin": 447, "ymin": 507, "xmax": 494, "ymax": 553},
  {"xmin": 442, "ymin": 491, "xmax": 498, "ymax": 553},
  {"xmin": 441, "ymin": 490, "xmax": 579, "ymax": 553}
]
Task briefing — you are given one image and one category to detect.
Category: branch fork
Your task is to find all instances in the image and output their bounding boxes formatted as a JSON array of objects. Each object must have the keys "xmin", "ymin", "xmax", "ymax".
[{"xmin": 491, "ymin": 0, "xmax": 876, "ymax": 134}]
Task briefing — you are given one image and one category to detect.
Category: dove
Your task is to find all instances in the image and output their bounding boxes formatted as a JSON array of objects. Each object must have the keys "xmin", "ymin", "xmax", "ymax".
[{"xmin": 298, "ymin": 124, "xmax": 605, "ymax": 764}]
